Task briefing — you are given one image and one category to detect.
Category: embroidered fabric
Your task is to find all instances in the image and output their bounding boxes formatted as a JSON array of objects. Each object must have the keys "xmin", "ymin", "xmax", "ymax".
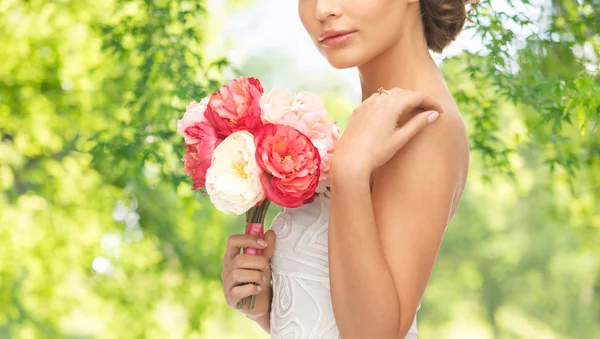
[{"xmin": 268, "ymin": 191, "xmax": 419, "ymax": 339}]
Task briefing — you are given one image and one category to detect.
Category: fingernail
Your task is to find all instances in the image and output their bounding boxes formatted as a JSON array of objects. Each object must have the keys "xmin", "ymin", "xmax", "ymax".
[
  {"xmin": 257, "ymin": 285, "xmax": 263, "ymax": 292},
  {"xmin": 427, "ymin": 111, "xmax": 439, "ymax": 124},
  {"xmin": 263, "ymin": 275, "xmax": 268, "ymax": 283},
  {"xmin": 258, "ymin": 239, "xmax": 267, "ymax": 247}
]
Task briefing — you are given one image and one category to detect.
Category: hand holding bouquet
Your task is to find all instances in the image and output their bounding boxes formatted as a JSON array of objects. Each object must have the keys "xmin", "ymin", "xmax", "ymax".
[{"xmin": 177, "ymin": 77, "xmax": 340, "ymax": 310}]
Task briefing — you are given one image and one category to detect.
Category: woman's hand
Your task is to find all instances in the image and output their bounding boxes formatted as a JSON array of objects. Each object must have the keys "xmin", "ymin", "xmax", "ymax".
[
  {"xmin": 221, "ymin": 230, "xmax": 276, "ymax": 319},
  {"xmin": 332, "ymin": 88, "xmax": 445, "ymax": 177}
]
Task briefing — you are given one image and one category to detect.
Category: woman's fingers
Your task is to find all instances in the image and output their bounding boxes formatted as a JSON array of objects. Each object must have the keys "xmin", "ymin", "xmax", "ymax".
[
  {"xmin": 221, "ymin": 253, "xmax": 269, "ymax": 282},
  {"xmin": 391, "ymin": 90, "xmax": 444, "ymax": 115},
  {"xmin": 368, "ymin": 87, "xmax": 443, "ymax": 114},
  {"xmin": 227, "ymin": 283, "xmax": 263, "ymax": 308},
  {"xmin": 231, "ymin": 268, "xmax": 266, "ymax": 286},
  {"xmin": 393, "ymin": 110, "xmax": 440, "ymax": 148},
  {"xmin": 223, "ymin": 268, "xmax": 266, "ymax": 294},
  {"xmin": 222, "ymin": 234, "xmax": 268, "ymax": 266},
  {"xmin": 233, "ymin": 254, "xmax": 269, "ymax": 271},
  {"xmin": 262, "ymin": 230, "xmax": 276, "ymax": 260},
  {"xmin": 362, "ymin": 88, "xmax": 444, "ymax": 119},
  {"xmin": 221, "ymin": 231, "xmax": 276, "ymax": 312},
  {"xmin": 224, "ymin": 267, "xmax": 266, "ymax": 308},
  {"xmin": 385, "ymin": 87, "xmax": 408, "ymax": 95}
]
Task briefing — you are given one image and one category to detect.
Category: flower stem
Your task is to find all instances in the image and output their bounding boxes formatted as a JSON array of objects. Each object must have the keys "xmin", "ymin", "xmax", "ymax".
[{"xmin": 238, "ymin": 198, "xmax": 271, "ymax": 311}]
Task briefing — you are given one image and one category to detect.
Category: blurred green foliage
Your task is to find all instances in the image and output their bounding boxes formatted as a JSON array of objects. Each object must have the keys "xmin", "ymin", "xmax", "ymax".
[
  {"xmin": 0, "ymin": 0, "xmax": 598, "ymax": 338},
  {"xmin": 464, "ymin": 0, "xmax": 600, "ymax": 181},
  {"xmin": 0, "ymin": 0, "xmax": 250, "ymax": 338}
]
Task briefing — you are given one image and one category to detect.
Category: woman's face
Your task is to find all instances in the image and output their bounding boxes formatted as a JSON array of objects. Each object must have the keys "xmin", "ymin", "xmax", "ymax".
[{"xmin": 298, "ymin": 0, "xmax": 416, "ymax": 69}]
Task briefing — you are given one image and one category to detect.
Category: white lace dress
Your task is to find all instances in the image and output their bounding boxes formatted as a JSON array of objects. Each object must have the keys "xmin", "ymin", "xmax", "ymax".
[{"xmin": 268, "ymin": 190, "xmax": 419, "ymax": 339}]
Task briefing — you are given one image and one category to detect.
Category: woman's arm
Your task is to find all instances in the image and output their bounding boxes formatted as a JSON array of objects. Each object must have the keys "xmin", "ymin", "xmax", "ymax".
[{"xmin": 328, "ymin": 114, "xmax": 468, "ymax": 339}]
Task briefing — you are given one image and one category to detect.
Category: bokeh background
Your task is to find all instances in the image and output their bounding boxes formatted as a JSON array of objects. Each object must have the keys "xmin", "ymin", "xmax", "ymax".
[{"xmin": 1, "ymin": 0, "xmax": 599, "ymax": 338}]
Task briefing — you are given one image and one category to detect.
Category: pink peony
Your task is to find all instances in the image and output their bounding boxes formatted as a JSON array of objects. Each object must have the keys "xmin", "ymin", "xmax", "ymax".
[
  {"xmin": 177, "ymin": 97, "xmax": 210, "ymax": 144},
  {"xmin": 259, "ymin": 86, "xmax": 297, "ymax": 123},
  {"xmin": 205, "ymin": 76, "xmax": 264, "ymax": 138},
  {"xmin": 270, "ymin": 93, "xmax": 340, "ymax": 182},
  {"xmin": 290, "ymin": 91, "xmax": 329, "ymax": 117},
  {"xmin": 182, "ymin": 124, "xmax": 222, "ymax": 190},
  {"xmin": 311, "ymin": 122, "xmax": 340, "ymax": 179},
  {"xmin": 260, "ymin": 89, "xmax": 339, "ymax": 183},
  {"xmin": 260, "ymin": 89, "xmax": 329, "ymax": 124},
  {"xmin": 254, "ymin": 123, "xmax": 321, "ymax": 208}
]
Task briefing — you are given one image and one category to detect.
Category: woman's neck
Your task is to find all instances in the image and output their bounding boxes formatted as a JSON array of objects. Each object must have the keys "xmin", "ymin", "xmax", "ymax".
[{"xmin": 357, "ymin": 7, "xmax": 445, "ymax": 101}]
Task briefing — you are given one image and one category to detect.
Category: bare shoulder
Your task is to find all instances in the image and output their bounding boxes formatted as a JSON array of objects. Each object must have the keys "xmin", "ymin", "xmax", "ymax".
[
  {"xmin": 416, "ymin": 108, "xmax": 470, "ymax": 174},
  {"xmin": 372, "ymin": 107, "xmax": 470, "ymax": 216},
  {"xmin": 379, "ymin": 105, "xmax": 469, "ymax": 173}
]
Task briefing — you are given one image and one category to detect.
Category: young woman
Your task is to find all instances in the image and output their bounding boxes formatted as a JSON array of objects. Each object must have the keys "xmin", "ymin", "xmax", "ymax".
[{"xmin": 221, "ymin": 0, "xmax": 473, "ymax": 338}]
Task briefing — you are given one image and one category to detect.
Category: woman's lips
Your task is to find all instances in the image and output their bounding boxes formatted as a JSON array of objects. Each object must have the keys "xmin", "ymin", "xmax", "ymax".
[{"xmin": 319, "ymin": 31, "xmax": 357, "ymax": 47}]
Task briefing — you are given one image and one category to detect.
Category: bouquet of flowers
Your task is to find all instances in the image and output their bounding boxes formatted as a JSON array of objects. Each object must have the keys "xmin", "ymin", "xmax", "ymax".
[{"xmin": 177, "ymin": 76, "xmax": 340, "ymax": 309}]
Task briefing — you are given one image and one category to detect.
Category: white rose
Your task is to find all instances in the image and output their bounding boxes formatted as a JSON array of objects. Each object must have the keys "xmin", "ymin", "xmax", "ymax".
[{"xmin": 205, "ymin": 131, "xmax": 265, "ymax": 215}]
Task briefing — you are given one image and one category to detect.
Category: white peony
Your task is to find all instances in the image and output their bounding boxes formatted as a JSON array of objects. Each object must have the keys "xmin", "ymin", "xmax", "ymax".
[{"xmin": 205, "ymin": 131, "xmax": 265, "ymax": 215}]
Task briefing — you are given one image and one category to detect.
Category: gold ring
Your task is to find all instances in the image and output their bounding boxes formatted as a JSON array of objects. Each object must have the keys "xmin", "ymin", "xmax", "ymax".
[{"xmin": 377, "ymin": 87, "xmax": 391, "ymax": 95}]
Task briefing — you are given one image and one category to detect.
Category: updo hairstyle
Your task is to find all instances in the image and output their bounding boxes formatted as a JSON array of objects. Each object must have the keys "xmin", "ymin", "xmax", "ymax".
[{"xmin": 420, "ymin": 0, "xmax": 479, "ymax": 53}]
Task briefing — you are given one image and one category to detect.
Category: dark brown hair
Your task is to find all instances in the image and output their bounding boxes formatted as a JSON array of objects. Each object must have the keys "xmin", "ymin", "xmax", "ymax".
[{"xmin": 420, "ymin": 0, "xmax": 479, "ymax": 53}]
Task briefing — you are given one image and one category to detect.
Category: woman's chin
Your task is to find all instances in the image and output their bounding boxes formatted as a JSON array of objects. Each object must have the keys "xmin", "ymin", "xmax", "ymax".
[{"xmin": 322, "ymin": 53, "xmax": 364, "ymax": 70}]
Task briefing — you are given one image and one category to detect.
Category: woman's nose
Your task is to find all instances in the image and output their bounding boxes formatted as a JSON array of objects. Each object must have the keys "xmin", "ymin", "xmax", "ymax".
[{"xmin": 315, "ymin": 0, "xmax": 342, "ymax": 21}]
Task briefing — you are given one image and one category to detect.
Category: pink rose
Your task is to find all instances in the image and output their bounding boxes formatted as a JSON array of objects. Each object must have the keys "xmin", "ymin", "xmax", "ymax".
[
  {"xmin": 177, "ymin": 97, "xmax": 210, "ymax": 144},
  {"xmin": 205, "ymin": 76, "xmax": 264, "ymax": 138},
  {"xmin": 254, "ymin": 123, "xmax": 321, "ymax": 208},
  {"xmin": 182, "ymin": 124, "xmax": 222, "ymax": 190}
]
